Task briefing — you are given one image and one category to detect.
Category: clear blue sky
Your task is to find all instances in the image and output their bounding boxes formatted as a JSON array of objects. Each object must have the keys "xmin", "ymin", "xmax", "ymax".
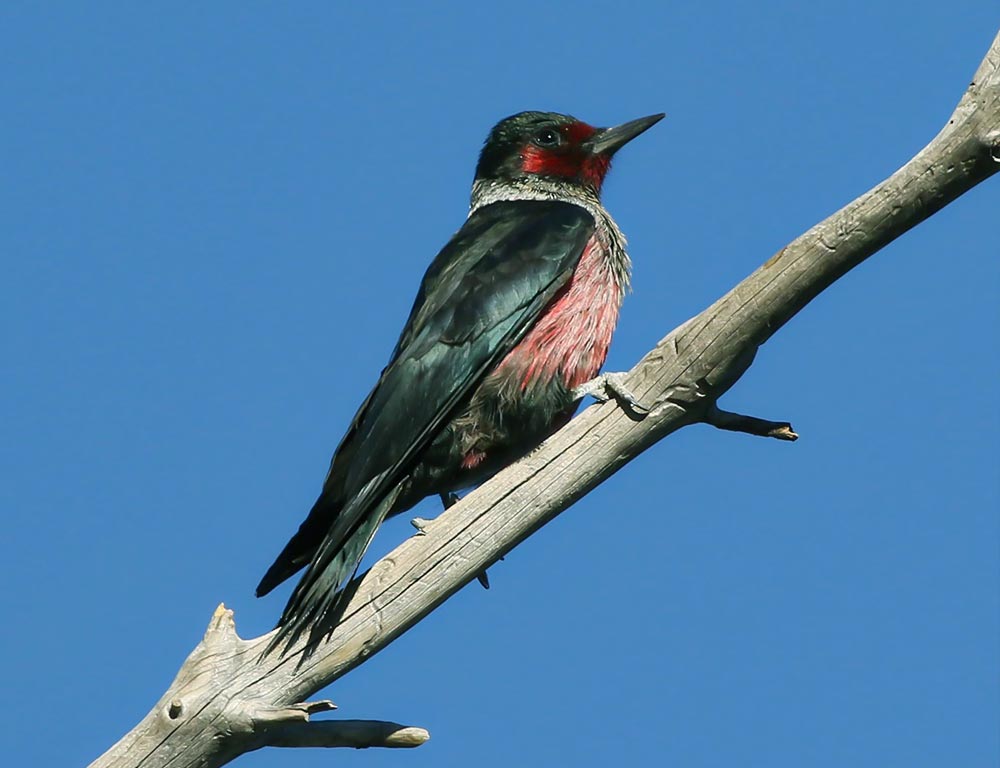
[{"xmin": 2, "ymin": 4, "xmax": 997, "ymax": 767}]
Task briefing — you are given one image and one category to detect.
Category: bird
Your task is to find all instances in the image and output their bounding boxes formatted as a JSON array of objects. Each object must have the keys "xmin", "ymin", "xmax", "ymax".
[{"xmin": 257, "ymin": 110, "xmax": 664, "ymax": 649}]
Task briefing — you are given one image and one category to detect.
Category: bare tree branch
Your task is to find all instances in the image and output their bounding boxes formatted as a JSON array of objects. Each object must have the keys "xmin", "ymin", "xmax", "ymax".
[
  {"xmin": 704, "ymin": 404, "xmax": 799, "ymax": 441},
  {"xmin": 90, "ymin": 31, "xmax": 1000, "ymax": 768}
]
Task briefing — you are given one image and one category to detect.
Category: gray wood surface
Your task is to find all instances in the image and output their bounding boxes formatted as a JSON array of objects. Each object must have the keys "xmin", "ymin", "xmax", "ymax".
[{"xmin": 90, "ymin": 31, "xmax": 1000, "ymax": 768}]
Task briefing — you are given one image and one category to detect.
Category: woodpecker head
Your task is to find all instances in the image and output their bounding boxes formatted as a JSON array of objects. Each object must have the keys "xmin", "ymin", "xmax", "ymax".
[{"xmin": 475, "ymin": 111, "xmax": 664, "ymax": 195}]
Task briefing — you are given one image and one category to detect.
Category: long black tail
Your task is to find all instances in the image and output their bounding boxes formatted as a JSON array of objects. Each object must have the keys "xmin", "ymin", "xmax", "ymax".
[
  {"xmin": 256, "ymin": 494, "xmax": 335, "ymax": 599},
  {"xmin": 263, "ymin": 487, "xmax": 401, "ymax": 654}
]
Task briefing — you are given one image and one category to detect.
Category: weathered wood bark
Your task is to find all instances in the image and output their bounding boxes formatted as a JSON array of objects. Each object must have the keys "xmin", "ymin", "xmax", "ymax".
[{"xmin": 91, "ymin": 32, "xmax": 1000, "ymax": 768}]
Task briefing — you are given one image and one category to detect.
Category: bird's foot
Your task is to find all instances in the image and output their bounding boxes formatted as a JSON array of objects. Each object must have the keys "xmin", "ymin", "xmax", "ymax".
[
  {"xmin": 410, "ymin": 517, "xmax": 435, "ymax": 535},
  {"xmin": 574, "ymin": 371, "xmax": 649, "ymax": 417},
  {"xmin": 441, "ymin": 493, "xmax": 494, "ymax": 588},
  {"xmin": 412, "ymin": 492, "xmax": 462, "ymax": 535}
]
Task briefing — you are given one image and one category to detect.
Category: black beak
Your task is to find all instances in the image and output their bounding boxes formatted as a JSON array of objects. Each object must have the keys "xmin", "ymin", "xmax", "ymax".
[{"xmin": 585, "ymin": 113, "xmax": 665, "ymax": 155}]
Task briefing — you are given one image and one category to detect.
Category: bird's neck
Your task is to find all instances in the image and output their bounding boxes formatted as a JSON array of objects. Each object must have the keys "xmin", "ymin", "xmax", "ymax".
[
  {"xmin": 469, "ymin": 178, "xmax": 631, "ymax": 293},
  {"xmin": 470, "ymin": 177, "xmax": 601, "ymax": 211}
]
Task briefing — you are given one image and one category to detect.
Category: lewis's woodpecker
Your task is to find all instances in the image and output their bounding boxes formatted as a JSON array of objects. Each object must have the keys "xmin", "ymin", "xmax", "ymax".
[{"xmin": 257, "ymin": 110, "xmax": 663, "ymax": 646}]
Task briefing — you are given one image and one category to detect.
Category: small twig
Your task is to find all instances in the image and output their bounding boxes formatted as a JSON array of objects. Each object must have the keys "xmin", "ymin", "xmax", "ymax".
[
  {"xmin": 705, "ymin": 404, "xmax": 799, "ymax": 441},
  {"xmin": 261, "ymin": 720, "xmax": 429, "ymax": 750}
]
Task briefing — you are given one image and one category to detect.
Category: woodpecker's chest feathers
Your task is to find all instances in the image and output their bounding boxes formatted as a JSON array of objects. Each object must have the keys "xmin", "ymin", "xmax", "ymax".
[
  {"xmin": 494, "ymin": 233, "xmax": 622, "ymax": 393},
  {"xmin": 471, "ymin": 179, "xmax": 629, "ymax": 392},
  {"xmin": 445, "ymin": 185, "xmax": 629, "ymax": 471}
]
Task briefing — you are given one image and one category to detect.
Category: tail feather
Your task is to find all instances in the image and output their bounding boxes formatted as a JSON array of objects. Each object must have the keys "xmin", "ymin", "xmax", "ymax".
[
  {"xmin": 256, "ymin": 492, "xmax": 340, "ymax": 598},
  {"xmin": 265, "ymin": 487, "xmax": 401, "ymax": 654}
]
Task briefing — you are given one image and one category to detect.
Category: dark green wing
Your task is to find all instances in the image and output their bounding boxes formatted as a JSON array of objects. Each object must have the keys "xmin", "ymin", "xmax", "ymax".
[{"xmin": 260, "ymin": 199, "xmax": 595, "ymax": 641}]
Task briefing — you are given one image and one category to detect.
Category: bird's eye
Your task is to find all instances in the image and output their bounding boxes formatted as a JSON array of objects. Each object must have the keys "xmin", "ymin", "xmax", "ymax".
[{"xmin": 532, "ymin": 128, "xmax": 562, "ymax": 148}]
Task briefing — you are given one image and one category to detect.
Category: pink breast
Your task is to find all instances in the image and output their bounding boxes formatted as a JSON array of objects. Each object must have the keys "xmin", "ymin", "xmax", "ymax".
[{"xmin": 498, "ymin": 238, "xmax": 622, "ymax": 391}]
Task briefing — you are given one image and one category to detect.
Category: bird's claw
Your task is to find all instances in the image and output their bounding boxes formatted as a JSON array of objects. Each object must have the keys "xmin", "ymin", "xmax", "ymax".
[
  {"xmin": 573, "ymin": 371, "xmax": 650, "ymax": 416},
  {"xmin": 475, "ymin": 554, "xmax": 506, "ymax": 590},
  {"xmin": 411, "ymin": 516, "xmax": 434, "ymax": 535},
  {"xmin": 414, "ymin": 493, "xmax": 460, "ymax": 535},
  {"xmin": 439, "ymin": 491, "xmax": 495, "ymax": 588}
]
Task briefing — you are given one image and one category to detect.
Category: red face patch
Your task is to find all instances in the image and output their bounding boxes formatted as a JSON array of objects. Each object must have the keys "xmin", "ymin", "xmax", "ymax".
[
  {"xmin": 564, "ymin": 122, "xmax": 597, "ymax": 144},
  {"xmin": 520, "ymin": 121, "xmax": 612, "ymax": 190}
]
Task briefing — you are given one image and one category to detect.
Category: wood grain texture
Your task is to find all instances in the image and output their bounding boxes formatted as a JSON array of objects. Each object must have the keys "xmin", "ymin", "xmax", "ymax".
[{"xmin": 90, "ymin": 32, "xmax": 1000, "ymax": 768}]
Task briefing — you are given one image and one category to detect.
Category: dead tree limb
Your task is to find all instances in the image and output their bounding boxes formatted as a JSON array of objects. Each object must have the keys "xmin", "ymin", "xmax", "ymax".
[{"xmin": 90, "ymin": 31, "xmax": 1000, "ymax": 768}]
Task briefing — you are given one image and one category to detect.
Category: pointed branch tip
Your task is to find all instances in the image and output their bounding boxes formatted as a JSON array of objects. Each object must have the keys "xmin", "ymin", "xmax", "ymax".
[{"xmin": 203, "ymin": 603, "xmax": 238, "ymax": 642}]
